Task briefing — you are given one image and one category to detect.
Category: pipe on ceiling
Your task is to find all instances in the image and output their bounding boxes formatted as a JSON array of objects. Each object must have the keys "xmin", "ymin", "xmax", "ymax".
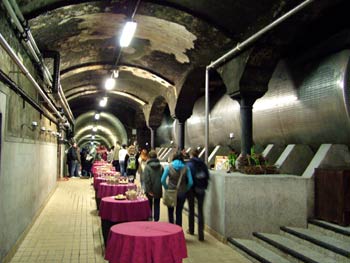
[
  {"xmin": 0, "ymin": 69, "xmax": 58, "ymax": 125},
  {"xmin": 2, "ymin": 0, "xmax": 53, "ymax": 88},
  {"xmin": 3, "ymin": 0, "xmax": 75, "ymax": 125},
  {"xmin": 204, "ymin": 0, "xmax": 314, "ymax": 164},
  {"xmin": 3, "ymin": 0, "xmax": 74, "ymax": 125},
  {"xmin": 43, "ymin": 51, "xmax": 75, "ymax": 126},
  {"xmin": 0, "ymin": 33, "xmax": 65, "ymax": 122}
]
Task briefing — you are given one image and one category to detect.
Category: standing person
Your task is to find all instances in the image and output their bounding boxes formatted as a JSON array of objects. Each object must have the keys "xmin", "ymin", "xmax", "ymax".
[
  {"xmin": 161, "ymin": 151, "xmax": 193, "ymax": 227},
  {"xmin": 67, "ymin": 142, "xmax": 81, "ymax": 178},
  {"xmin": 144, "ymin": 150, "xmax": 163, "ymax": 221},
  {"xmin": 186, "ymin": 149, "xmax": 210, "ymax": 241},
  {"xmin": 124, "ymin": 145, "xmax": 138, "ymax": 180},
  {"xmin": 101, "ymin": 145, "xmax": 107, "ymax": 161},
  {"xmin": 118, "ymin": 144, "xmax": 128, "ymax": 176},
  {"xmin": 136, "ymin": 149, "xmax": 149, "ymax": 188},
  {"xmin": 80, "ymin": 147, "xmax": 89, "ymax": 178},
  {"xmin": 112, "ymin": 141, "xmax": 121, "ymax": 171},
  {"xmin": 107, "ymin": 146, "xmax": 114, "ymax": 163},
  {"xmin": 65, "ymin": 142, "xmax": 72, "ymax": 178}
]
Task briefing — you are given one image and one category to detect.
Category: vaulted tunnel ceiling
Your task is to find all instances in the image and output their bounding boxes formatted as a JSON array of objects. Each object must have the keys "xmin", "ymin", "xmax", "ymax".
[{"xmin": 9, "ymin": 0, "xmax": 347, "ymax": 146}]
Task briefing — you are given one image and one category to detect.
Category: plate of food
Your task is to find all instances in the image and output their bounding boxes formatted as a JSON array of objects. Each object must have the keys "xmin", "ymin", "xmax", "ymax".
[
  {"xmin": 114, "ymin": 194, "xmax": 126, "ymax": 200},
  {"xmin": 118, "ymin": 180, "xmax": 128, "ymax": 184}
]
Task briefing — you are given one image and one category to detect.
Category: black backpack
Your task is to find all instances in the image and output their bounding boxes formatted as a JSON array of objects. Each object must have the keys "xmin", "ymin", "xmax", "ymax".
[{"xmin": 192, "ymin": 160, "xmax": 209, "ymax": 189}]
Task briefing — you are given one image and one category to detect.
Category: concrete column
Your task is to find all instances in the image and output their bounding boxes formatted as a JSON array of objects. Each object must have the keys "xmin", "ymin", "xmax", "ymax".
[
  {"xmin": 177, "ymin": 121, "xmax": 185, "ymax": 150},
  {"xmin": 240, "ymin": 97, "xmax": 255, "ymax": 155},
  {"xmin": 150, "ymin": 127, "xmax": 156, "ymax": 149}
]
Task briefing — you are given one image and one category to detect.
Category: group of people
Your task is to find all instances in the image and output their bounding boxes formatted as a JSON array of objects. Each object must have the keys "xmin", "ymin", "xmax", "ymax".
[
  {"xmin": 67, "ymin": 140, "xmax": 210, "ymax": 241},
  {"xmin": 161, "ymin": 149, "xmax": 210, "ymax": 241},
  {"xmin": 106, "ymin": 141, "xmax": 210, "ymax": 241},
  {"xmin": 66, "ymin": 142, "xmax": 112, "ymax": 178}
]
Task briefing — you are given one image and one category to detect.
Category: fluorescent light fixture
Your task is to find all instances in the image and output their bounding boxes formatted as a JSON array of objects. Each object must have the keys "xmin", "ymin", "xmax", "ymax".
[
  {"xmin": 105, "ymin": 77, "xmax": 116, "ymax": 90},
  {"xmin": 94, "ymin": 113, "xmax": 100, "ymax": 120},
  {"xmin": 99, "ymin": 97, "xmax": 108, "ymax": 107},
  {"xmin": 112, "ymin": 70, "xmax": 119, "ymax": 78},
  {"xmin": 120, "ymin": 21, "xmax": 137, "ymax": 47},
  {"xmin": 92, "ymin": 127, "xmax": 97, "ymax": 132}
]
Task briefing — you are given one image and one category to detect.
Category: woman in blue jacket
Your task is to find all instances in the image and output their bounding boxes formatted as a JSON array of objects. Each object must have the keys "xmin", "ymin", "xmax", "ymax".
[{"xmin": 161, "ymin": 151, "xmax": 193, "ymax": 226}]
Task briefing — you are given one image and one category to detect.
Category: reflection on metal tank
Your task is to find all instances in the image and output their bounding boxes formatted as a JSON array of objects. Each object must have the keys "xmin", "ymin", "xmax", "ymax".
[
  {"xmin": 156, "ymin": 110, "xmax": 174, "ymax": 146},
  {"xmin": 185, "ymin": 50, "xmax": 350, "ymax": 150}
]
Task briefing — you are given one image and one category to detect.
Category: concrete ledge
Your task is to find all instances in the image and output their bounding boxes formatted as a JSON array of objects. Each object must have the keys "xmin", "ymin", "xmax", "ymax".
[{"xmin": 204, "ymin": 171, "xmax": 309, "ymax": 238}]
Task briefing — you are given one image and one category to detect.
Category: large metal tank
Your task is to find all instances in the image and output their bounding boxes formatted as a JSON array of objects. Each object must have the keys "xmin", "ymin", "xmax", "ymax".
[{"xmin": 184, "ymin": 50, "xmax": 350, "ymax": 151}]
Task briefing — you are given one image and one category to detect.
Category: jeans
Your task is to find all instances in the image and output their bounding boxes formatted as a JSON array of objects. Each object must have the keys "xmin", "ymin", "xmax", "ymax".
[
  {"xmin": 70, "ymin": 160, "xmax": 80, "ymax": 177},
  {"xmin": 167, "ymin": 192, "xmax": 187, "ymax": 226},
  {"xmin": 119, "ymin": 160, "xmax": 125, "ymax": 176},
  {"xmin": 187, "ymin": 188, "xmax": 206, "ymax": 240},
  {"xmin": 147, "ymin": 194, "xmax": 160, "ymax": 221}
]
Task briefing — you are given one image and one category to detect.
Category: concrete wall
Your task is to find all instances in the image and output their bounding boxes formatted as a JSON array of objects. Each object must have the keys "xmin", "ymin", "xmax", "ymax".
[
  {"xmin": 205, "ymin": 171, "xmax": 309, "ymax": 238},
  {"xmin": 0, "ymin": 11, "xmax": 59, "ymax": 260},
  {"xmin": 0, "ymin": 91, "xmax": 58, "ymax": 261}
]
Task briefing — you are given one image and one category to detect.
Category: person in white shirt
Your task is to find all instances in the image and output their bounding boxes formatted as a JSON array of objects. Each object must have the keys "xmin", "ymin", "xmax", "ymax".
[{"xmin": 118, "ymin": 144, "xmax": 128, "ymax": 176}]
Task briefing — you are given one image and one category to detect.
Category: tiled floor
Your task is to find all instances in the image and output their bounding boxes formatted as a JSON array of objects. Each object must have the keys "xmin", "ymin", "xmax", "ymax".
[{"xmin": 8, "ymin": 178, "xmax": 251, "ymax": 263}]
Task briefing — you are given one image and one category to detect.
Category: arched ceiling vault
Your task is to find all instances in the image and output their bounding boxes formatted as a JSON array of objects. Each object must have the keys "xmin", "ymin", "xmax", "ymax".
[
  {"xmin": 15, "ymin": 0, "xmax": 345, "ymax": 145},
  {"xmin": 75, "ymin": 111, "xmax": 128, "ymax": 147}
]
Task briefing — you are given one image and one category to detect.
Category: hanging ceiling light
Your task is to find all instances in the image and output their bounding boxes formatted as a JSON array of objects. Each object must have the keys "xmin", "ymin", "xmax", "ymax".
[
  {"xmin": 112, "ymin": 69, "xmax": 119, "ymax": 78},
  {"xmin": 105, "ymin": 77, "xmax": 116, "ymax": 90},
  {"xmin": 92, "ymin": 135, "xmax": 95, "ymax": 139},
  {"xmin": 99, "ymin": 97, "xmax": 108, "ymax": 107},
  {"xmin": 92, "ymin": 126, "xmax": 98, "ymax": 132},
  {"xmin": 94, "ymin": 113, "xmax": 100, "ymax": 120},
  {"xmin": 120, "ymin": 21, "xmax": 137, "ymax": 47}
]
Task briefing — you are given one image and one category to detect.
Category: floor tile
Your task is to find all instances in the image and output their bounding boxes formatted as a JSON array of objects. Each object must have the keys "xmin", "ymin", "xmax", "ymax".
[{"xmin": 7, "ymin": 178, "xmax": 251, "ymax": 263}]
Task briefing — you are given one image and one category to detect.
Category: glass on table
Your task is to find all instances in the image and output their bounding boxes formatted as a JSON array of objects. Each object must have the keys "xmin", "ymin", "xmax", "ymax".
[{"xmin": 128, "ymin": 175, "xmax": 134, "ymax": 183}]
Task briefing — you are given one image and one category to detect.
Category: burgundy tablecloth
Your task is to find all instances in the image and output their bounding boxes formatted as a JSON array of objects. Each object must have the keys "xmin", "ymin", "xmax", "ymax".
[
  {"xmin": 99, "ymin": 197, "xmax": 150, "ymax": 222},
  {"xmin": 94, "ymin": 176, "xmax": 107, "ymax": 190},
  {"xmin": 105, "ymin": 222, "xmax": 187, "ymax": 263},
  {"xmin": 98, "ymin": 182, "xmax": 136, "ymax": 198}
]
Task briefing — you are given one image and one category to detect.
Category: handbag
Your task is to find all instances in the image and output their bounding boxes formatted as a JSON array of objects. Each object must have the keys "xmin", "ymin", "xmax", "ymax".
[{"xmin": 163, "ymin": 166, "xmax": 186, "ymax": 207}]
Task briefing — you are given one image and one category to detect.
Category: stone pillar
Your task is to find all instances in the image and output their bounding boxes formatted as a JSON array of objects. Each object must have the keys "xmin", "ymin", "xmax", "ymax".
[
  {"xmin": 239, "ymin": 97, "xmax": 256, "ymax": 155},
  {"xmin": 149, "ymin": 126, "xmax": 156, "ymax": 150},
  {"xmin": 177, "ymin": 121, "xmax": 185, "ymax": 151}
]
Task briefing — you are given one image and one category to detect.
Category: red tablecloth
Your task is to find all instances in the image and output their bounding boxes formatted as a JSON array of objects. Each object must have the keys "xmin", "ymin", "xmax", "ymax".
[
  {"xmin": 99, "ymin": 197, "xmax": 150, "ymax": 222},
  {"xmin": 105, "ymin": 222, "xmax": 187, "ymax": 263},
  {"xmin": 98, "ymin": 182, "xmax": 136, "ymax": 198},
  {"xmin": 94, "ymin": 176, "xmax": 107, "ymax": 190}
]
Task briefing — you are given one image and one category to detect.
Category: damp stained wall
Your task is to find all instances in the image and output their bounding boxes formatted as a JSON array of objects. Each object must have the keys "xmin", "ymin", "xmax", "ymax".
[{"xmin": 0, "ymin": 11, "xmax": 59, "ymax": 261}]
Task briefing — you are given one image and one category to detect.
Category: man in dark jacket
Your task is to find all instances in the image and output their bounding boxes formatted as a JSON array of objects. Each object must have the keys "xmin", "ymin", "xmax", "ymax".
[
  {"xmin": 67, "ymin": 142, "xmax": 81, "ymax": 178},
  {"xmin": 144, "ymin": 150, "xmax": 163, "ymax": 221},
  {"xmin": 186, "ymin": 148, "xmax": 210, "ymax": 241}
]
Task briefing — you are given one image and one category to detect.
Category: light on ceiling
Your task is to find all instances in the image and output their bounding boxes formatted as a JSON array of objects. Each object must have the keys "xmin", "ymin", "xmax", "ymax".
[
  {"xmin": 94, "ymin": 113, "xmax": 100, "ymax": 120},
  {"xmin": 99, "ymin": 97, "xmax": 108, "ymax": 107},
  {"xmin": 120, "ymin": 21, "xmax": 137, "ymax": 47},
  {"xmin": 92, "ymin": 126, "xmax": 97, "ymax": 132},
  {"xmin": 112, "ymin": 69, "xmax": 119, "ymax": 78},
  {"xmin": 105, "ymin": 77, "xmax": 116, "ymax": 90},
  {"xmin": 92, "ymin": 135, "xmax": 95, "ymax": 139}
]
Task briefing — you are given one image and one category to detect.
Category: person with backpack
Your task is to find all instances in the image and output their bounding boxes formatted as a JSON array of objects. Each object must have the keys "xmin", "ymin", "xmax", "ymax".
[
  {"xmin": 161, "ymin": 151, "xmax": 193, "ymax": 227},
  {"xmin": 124, "ymin": 145, "xmax": 138, "ymax": 180},
  {"xmin": 144, "ymin": 150, "xmax": 163, "ymax": 221},
  {"xmin": 186, "ymin": 148, "xmax": 210, "ymax": 241}
]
